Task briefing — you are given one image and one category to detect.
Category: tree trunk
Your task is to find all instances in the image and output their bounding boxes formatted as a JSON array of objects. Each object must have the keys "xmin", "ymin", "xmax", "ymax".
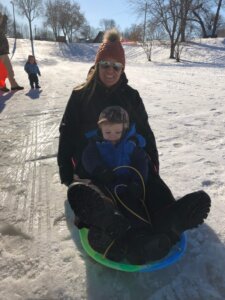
[
  {"xmin": 170, "ymin": 40, "xmax": 176, "ymax": 59},
  {"xmin": 29, "ymin": 19, "xmax": 35, "ymax": 56},
  {"xmin": 192, "ymin": 11, "xmax": 208, "ymax": 38},
  {"xmin": 211, "ymin": 0, "xmax": 223, "ymax": 37}
]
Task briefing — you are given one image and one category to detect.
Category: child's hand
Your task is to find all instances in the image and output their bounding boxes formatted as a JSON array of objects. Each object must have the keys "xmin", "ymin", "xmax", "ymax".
[{"xmin": 93, "ymin": 166, "xmax": 115, "ymax": 185}]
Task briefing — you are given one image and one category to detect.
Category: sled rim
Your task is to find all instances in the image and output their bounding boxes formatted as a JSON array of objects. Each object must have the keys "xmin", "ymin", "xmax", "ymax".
[{"xmin": 79, "ymin": 228, "xmax": 187, "ymax": 272}]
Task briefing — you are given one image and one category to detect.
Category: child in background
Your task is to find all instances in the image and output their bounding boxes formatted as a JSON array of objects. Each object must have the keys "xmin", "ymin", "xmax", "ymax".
[{"xmin": 24, "ymin": 55, "xmax": 41, "ymax": 89}]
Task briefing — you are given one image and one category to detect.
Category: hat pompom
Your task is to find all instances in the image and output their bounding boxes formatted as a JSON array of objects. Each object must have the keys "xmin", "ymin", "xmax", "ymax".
[
  {"xmin": 95, "ymin": 28, "xmax": 125, "ymax": 67},
  {"xmin": 103, "ymin": 28, "xmax": 121, "ymax": 43}
]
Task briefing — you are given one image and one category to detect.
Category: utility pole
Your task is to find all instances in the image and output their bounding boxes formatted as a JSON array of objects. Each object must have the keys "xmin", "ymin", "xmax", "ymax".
[
  {"xmin": 143, "ymin": 2, "xmax": 147, "ymax": 43},
  {"xmin": 10, "ymin": 1, "xmax": 16, "ymax": 38}
]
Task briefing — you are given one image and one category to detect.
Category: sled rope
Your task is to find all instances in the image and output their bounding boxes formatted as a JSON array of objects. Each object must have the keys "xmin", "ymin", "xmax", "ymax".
[
  {"xmin": 104, "ymin": 186, "xmax": 118, "ymax": 208},
  {"xmin": 103, "ymin": 239, "xmax": 116, "ymax": 258},
  {"xmin": 113, "ymin": 166, "xmax": 151, "ymax": 224}
]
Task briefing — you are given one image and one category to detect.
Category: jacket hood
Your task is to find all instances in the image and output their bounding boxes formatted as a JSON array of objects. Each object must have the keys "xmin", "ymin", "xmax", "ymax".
[{"xmin": 85, "ymin": 123, "xmax": 146, "ymax": 148}]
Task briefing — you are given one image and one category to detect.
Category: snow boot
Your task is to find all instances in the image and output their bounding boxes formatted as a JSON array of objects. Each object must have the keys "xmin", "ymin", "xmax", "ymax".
[
  {"xmin": 126, "ymin": 229, "xmax": 171, "ymax": 265},
  {"xmin": 67, "ymin": 182, "xmax": 131, "ymax": 239},
  {"xmin": 0, "ymin": 86, "xmax": 10, "ymax": 92},
  {"xmin": 153, "ymin": 190, "xmax": 211, "ymax": 237},
  {"xmin": 88, "ymin": 227, "xmax": 127, "ymax": 262},
  {"xmin": 11, "ymin": 85, "xmax": 24, "ymax": 91}
]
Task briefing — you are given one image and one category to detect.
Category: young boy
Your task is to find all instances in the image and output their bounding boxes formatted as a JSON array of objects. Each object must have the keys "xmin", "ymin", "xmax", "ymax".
[
  {"xmin": 81, "ymin": 106, "xmax": 171, "ymax": 263},
  {"xmin": 82, "ymin": 105, "xmax": 149, "ymax": 196},
  {"xmin": 24, "ymin": 55, "xmax": 41, "ymax": 89}
]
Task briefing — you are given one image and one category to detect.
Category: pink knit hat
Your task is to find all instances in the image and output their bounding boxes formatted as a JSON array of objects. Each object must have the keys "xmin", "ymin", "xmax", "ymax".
[{"xmin": 95, "ymin": 29, "xmax": 125, "ymax": 67}]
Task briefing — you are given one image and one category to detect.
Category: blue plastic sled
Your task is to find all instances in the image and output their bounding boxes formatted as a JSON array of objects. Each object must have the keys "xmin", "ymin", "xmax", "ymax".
[{"xmin": 79, "ymin": 228, "xmax": 187, "ymax": 272}]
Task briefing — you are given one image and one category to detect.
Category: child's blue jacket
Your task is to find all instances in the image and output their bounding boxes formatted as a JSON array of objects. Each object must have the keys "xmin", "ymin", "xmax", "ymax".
[
  {"xmin": 24, "ymin": 62, "xmax": 41, "ymax": 76},
  {"xmin": 82, "ymin": 124, "xmax": 149, "ymax": 183}
]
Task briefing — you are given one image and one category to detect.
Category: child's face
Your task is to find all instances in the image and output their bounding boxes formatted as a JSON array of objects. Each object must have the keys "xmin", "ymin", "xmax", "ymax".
[
  {"xmin": 29, "ymin": 57, "xmax": 35, "ymax": 63},
  {"xmin": 101, "ymin": 123, "xmax": 124, "ymax": 144}
]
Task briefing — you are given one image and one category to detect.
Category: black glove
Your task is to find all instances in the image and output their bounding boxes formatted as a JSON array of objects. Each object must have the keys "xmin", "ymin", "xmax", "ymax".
[
  {"xmin": 127, "ymin": 182, "xmax": 143, "ymax": 200},
  {"xmin": 93, "ymin": 166, "xmax": 115, "ymax": 185}
]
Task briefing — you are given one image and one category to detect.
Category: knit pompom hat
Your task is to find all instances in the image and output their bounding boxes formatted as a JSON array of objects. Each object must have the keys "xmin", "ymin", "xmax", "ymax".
[{"xmin": 95, "ymin": 28, "xmax": 125, "ymax": 67}]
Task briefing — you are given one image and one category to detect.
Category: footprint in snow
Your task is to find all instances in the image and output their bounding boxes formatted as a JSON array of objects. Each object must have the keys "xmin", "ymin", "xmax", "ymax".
[{"xmin": 201, "ymin": 180, "xmax": 214, "ymax": 187}]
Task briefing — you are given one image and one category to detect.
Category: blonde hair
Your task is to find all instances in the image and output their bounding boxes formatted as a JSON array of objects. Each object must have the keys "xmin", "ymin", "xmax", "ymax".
[{"xmin": 73, "ymin": 64, "xmax": 99, "ymax": 102}]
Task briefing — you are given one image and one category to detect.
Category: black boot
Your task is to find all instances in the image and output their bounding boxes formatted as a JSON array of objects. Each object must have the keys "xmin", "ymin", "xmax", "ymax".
[
  {"xmin": 153, "ymin": 190, "xmax": 211, "ymax": 236},
  {"xmin": 88, "ymin": 227, "xmax": 127, "ymax": 262},
  {"xmin": 126, "ymin": 229, "xmax": 171, "ymax": 265},
  {"xmin": 67, "ymin": 182, "xmax": 131, "ymax": 239}
]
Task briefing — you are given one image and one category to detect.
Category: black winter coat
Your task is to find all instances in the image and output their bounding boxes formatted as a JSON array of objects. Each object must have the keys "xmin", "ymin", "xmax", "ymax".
[{"xmin": 57, "ymin": 72, "xmax": 159, "ymax": 185}]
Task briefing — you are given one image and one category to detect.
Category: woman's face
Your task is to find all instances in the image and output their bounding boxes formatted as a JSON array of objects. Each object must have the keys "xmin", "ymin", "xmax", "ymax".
[{"xmin": 98, "ymin": 58, "xmax": 123, "ymax": 88}]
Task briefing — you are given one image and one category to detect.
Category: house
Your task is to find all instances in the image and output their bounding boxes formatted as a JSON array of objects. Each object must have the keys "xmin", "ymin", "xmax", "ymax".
[
  {"xmin": 93, "ymin": 31, "xmax": 104, "ymax": 43},
  {"xmin": 56, "ymin": 36, "xmax": 67, "ymax": 43}
]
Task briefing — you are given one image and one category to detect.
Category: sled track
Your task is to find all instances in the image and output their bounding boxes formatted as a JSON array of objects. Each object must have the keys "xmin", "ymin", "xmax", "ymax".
[{"xmin": 0, "ymin": 109, "xmax": 60, "ymax": 262}]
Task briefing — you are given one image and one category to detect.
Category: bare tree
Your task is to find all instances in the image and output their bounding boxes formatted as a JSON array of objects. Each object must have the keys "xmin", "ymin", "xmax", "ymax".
[
  {"xmin": 45, "ymin": 0, "xmax": 61, "ymax": 40},
  {"xmin": 151, "ymin": 0, "xmax": 184, "ymax": 58},
  {"xmin": 79, "ymin": 23, "xmax": 97, "ymax": 41},
  {"xmin": 99, "ymin": 19, "xmax": 116, "ymax": 31},
  {"xmin": 174, "ymin": 41, "xmax": 184, "ymax": 62},
  {"xmin": 180, "ymin": 0, "xmax": 193, "ymax": 42},
  {"xmin": 14, "ymin": 0, "xmax": 42, "ymax": 55},
  {"xmin": 45, "ymin": 0, "xmax": 85, "ymax": 42},
  {"xmin": 211, "ymin": 0, "xmax": 223, "ymax": 37},
  {"xmin": 128, "ymin": 0, "xmax": 184, "ymax": 58},
  {"xmin": 123, "ymin": 23, "xmax": 143, "ymax": 41},
  {"xmin": 58, "ymin": 0, "xmax": 85, "ymax": 42},
  {"xmin": 142, "ymin": 19, "xmax": 167, "ymax": 61},
  {"xmin": 189, "ymin": 0, "xmax": 224, "ymax": 38},
  {"xmin": 0, "ymin": 3, "xmax": 15, "ymax": 37}
]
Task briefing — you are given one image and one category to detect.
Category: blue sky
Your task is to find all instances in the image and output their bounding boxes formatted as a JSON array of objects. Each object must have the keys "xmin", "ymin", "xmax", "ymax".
[{"xmin": 3, "ymin": 0, "xmax": 141, "ymax": 31}]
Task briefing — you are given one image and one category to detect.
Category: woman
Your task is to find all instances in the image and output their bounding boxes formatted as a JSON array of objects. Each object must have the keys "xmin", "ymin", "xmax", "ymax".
[
  {"xmin": 0, "ymin": 12, "xmax": 23, "ymax": 91},
  {"xmin": 57, "ymin": 29, "xmax": 211, "ymax": 264}
]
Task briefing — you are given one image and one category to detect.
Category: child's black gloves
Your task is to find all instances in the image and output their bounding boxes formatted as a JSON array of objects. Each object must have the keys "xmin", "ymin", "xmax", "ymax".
[{"xmin": 93, "ymin": 166, "xmax": 115, "ymax": 185}]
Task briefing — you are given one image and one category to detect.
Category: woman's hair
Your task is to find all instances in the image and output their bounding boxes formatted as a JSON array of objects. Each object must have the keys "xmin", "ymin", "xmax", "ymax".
[{"xmin": 73, "ymin": 64, "xmax": 99, "ymax": 102}]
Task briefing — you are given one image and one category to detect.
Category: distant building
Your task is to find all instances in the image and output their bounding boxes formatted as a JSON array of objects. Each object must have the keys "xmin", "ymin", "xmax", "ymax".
[
  {"xmin": 217, "ymin": 29, "xmax": 225, "ymax": 37},
  {"xmin": 121, "ymin": 38, "xmax": 138, "ymax": 45},
  {"xmin": 56, "ymin": 36, "xmax": 67, "ymax": 43},
  {"xmin": 93, "ymin": 31, "xmax": 104, "ymax": 43}
]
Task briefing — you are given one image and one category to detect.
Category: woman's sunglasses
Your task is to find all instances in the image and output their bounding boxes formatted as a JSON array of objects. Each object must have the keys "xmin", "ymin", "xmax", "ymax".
[{"xmin": 99, "ymin": 61, "xmax": 123, "ymax": 72}]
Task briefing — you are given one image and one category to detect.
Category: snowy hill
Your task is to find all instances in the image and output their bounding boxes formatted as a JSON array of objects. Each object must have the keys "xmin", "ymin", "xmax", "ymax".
[
  {"xmin": 0, "ymin": 38, "xmax": 225, "ymax": 300},
  {"xmin": 9, "ymin": 37, "xmax": 225, "ymax": 66}
]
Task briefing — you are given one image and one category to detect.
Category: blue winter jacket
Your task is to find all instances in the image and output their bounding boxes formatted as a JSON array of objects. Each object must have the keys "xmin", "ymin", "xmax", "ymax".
[
  {"xmin": 24, "ymin": 62, "xmax": 41, "ymax": 76},
  {"xmin": 82, "ymin": 124, "xmax": 149, "ymax": 183}
]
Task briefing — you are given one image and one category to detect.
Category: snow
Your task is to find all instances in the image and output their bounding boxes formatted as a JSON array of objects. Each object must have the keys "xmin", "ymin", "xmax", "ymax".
[{"xmin": 0, "ymin": 37, "xmax": 225, "ymax": 300}]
